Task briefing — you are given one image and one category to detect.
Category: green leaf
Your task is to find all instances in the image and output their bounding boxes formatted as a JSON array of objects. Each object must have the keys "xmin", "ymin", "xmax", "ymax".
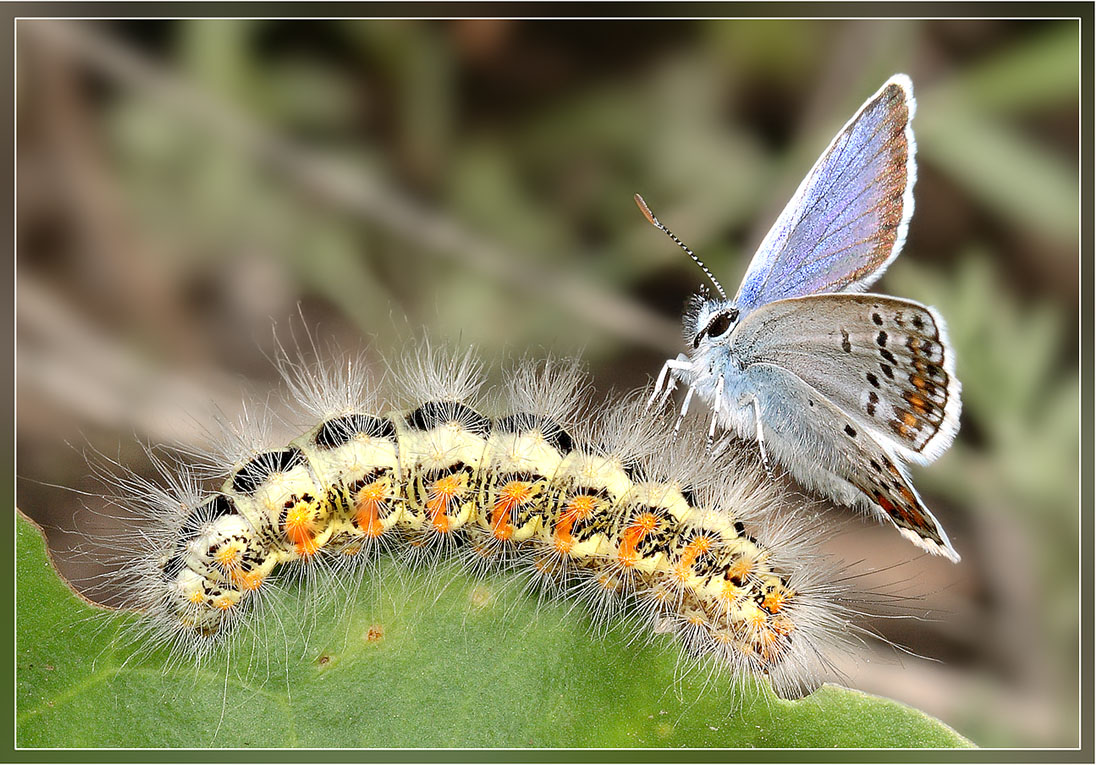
[{"xmin": 17, "ymin": 516, "xmax": 973, "ymax": 748}]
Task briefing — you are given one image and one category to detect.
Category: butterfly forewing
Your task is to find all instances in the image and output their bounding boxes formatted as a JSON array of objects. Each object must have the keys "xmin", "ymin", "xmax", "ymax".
[
  {"xmin": 733, "ymin": 75, "xmax": 915, "ymax": 315},
  {"xmin": 729, "ymin": 294, "xmax": 961, "ymax": 464}
]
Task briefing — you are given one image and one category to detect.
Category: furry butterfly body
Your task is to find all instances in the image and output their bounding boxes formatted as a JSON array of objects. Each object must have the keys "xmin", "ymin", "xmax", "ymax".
[{"xmin": 644, "ymin": 74, "xmax": 962, "ymax": 562}]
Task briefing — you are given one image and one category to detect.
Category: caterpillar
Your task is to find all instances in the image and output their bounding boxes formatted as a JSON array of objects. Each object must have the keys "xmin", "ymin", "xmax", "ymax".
[{"xmin": 46, "ymin": 337, "xmax": 862, "ymax": 714}]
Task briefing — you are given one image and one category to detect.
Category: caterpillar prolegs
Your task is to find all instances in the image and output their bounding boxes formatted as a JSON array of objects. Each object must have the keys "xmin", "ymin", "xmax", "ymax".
[{"xmin": 58, "ymin": 341, "xmax": 861, "ymax": 705}]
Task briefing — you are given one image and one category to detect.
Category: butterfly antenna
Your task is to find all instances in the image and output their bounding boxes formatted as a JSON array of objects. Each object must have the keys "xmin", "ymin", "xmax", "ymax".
[{"xmin": 634, "ymin": 193, "xmax": 727, "ymax": 300}]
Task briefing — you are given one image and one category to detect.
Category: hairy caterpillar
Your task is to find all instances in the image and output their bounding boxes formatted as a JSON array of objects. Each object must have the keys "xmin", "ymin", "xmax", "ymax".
[{"xmin": 40, "ymin": 337, "xmax": 867, "ymax": 718}]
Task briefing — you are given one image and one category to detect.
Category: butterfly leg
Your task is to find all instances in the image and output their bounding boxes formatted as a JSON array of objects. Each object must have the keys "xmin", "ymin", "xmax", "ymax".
[
  {"xmin": 672, "ymin": 384, "xmax": 697, "ymax": 439},
  {"xmin": 647, "ymin": 356, "xmax": 692, "ymax": 411},
  {"xmin": 706, "ymin": 374, "xmax": 725, "ymax": 452},
  {"xmin": 740, "ymin": 393, "xmax": 773, "ymax": 476}
]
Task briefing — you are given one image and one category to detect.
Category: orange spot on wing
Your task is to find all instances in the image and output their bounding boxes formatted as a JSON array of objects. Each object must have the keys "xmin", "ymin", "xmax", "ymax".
[{"xmin": 874, "ymin": 491, "xmax": 896, "ymax": 513}]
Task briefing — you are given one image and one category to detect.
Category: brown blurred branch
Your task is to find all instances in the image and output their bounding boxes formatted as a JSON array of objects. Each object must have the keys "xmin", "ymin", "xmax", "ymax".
[
  {"xmin": 17, "ymin": 277, "xmax": 252, "ymax": 447},
  {"xmin": 20, "ymin": 25, "xmax": 215, "ymax": 365},
  {"xmin": 20, "ymin": 20, "xmax": 682, "ymax": 355}
]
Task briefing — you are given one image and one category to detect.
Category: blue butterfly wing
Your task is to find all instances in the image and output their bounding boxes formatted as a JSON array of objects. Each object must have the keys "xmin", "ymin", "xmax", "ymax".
[{"xmin": 733, "ymin": 74, "xmax": 916, "ymax": 315}]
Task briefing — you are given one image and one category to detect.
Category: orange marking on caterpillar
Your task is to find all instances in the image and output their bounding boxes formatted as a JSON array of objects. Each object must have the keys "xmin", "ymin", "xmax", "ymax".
[
  {"xmin": 617, "ymin": 512, "xmax": 659, "ymax": 567},
  {"xmin": 188, "ymin": 591, "xmax": 204, "ymax": 605},
  {"xmin": 214, "ymin": 597, "xmax": 234, "ymax": 611},
  {"xmin": 771, "ymin": 614, "xmax": 794, "ymax": 637},
  {"xmin": 762, "ymin": 587, "xmax": 788, "ymax": 614},
  {"xmin": 673, "ymin": 535, "xmax": 712, "ymax": 582},
  {"xmin": 285, "ymin": 503, "xmax": 319, "ymax": 556},
  {"xmin": 214, "ymin": 545, "xmax": 241, "ymax": 572},
  {"xmin": 236, "ymin": 570, "xmax": 264, "ymax": 591},
  {"xmin": 757, "ymin": 627, "xmax": 781, "ymax": 661},
  {"xmin": 491, "ymin": 481, "xmax": 534, "ymax": 540},
  {"xmin": 719, "ymin": 578, "xmax": 740, "ymax": 603},
  {"xmin": 553, "ymin": 494, "xmax": 596, "ymax": 554},
  {"xmin": 727, "ymin": 555, "xmax": 753, "ymax": 583},
  {"xmin": 355, "ymin": 480, "xmax": 388, "ymax": 538},
  {"xmin": 426, "ymin": 474, "xmax": 466, "ymax": 533}
]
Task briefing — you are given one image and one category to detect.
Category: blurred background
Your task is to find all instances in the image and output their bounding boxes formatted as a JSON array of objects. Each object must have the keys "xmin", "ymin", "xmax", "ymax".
[{"xmin": 15, "ymin": 19, "xmax": 1079, "ymax": 747}]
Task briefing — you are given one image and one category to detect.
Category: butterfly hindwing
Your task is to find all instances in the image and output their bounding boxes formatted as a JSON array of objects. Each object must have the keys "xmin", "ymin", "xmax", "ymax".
[
  {"xmin": 741, "ymin": 361, "xmax": 958, "ymax": 561},
  {"xmin": 733, "ymin": 75, "xmax": 915, "ymax": 314},
  {"xmin": 729, "ymin": 294, "xmax": 961, "ymax": 465}
]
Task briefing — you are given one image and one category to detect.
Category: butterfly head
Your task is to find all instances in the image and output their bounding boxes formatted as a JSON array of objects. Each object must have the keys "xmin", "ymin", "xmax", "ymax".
[{"xmin": 684, "ymin": 294, "xmax": 740, "ymax": 351}]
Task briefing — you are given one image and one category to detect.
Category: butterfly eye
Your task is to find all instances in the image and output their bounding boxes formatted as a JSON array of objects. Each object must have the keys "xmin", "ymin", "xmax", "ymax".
[{"xmin": 694, "ymin": 308, "xmax": 739, "ymax": 347}]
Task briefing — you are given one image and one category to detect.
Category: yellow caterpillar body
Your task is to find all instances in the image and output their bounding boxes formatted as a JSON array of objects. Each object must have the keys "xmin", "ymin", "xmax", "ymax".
[{"xmin": 104, "ymin": 346, "xmax": 851, "ymax": 699}]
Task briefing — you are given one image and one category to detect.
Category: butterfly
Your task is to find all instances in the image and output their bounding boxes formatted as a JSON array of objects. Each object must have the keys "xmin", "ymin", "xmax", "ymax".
[{"xmin": 638, "ymin": 74, "xmax": 962, "ymax": 562}]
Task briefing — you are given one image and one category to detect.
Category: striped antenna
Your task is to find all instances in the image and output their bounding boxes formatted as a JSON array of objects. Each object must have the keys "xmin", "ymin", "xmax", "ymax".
[{"xmin": 634, "ymin": 194, "xmax": 727, "ymax": 300}]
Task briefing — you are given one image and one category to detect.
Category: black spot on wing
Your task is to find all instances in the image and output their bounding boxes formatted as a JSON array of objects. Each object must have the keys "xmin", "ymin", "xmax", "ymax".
[{"xmin": 866, "ymin": 391, "xmax": 879, "ymax": 417}]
